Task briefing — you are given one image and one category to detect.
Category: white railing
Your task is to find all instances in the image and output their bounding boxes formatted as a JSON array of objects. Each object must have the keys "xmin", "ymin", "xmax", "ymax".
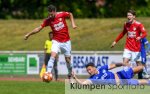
[{"xmin": 0, "ymin": 51, "xmax": 123, "ymax": 54}]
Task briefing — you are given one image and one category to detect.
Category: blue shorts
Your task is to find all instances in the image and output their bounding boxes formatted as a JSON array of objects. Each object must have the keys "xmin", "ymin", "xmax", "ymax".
[
  {"xmin": 117, "ymin": 67, "xmax": 134, "ymax": 79},
  {"xmin": 117, "ymin": 67, "xmax": 139, "ymax": 85}
]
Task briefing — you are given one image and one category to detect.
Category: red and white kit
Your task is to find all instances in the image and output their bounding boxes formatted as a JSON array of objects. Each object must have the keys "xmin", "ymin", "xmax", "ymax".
[
  {"xmin": 115, "ymin": 21, "xmax": 147, "ymax": 61},
  {"xmin": 41, "ymin": 12, "xmax": 71, "ymax": 56}
]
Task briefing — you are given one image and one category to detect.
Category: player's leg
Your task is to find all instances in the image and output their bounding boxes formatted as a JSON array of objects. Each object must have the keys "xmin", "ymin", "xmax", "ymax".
[
  {"xmin": 138, "ymin": 79, "xmax": 150, "ymax": 85},
  {"xmin": 47, "ymin": 40, "xmax": 59, "ymax": 73},
  {"xmin": 127, "ymin": 79, "xmax": 150, "ymax": 85},
  {"xmin": 117, "ymin": 66, "xmax": 143, "ymax": 79},
  {"xmin": 142, "ymin": 64, "xmax": 150, "ymax": 78},
  {"xmin": 131, "ymin": 51, "xmax": 144, "ymax": 79},
  {"xmin": 123, "ymin": 49, "xmax": 131, "ymax": 66},
  {"xmin": 45, "ymin": 53, "xmax": 50, "ymax": 66},
  {"xmin": 123, "ymin": 58, "xmax": 130, "ymax": 66},
  {"xmin": 136, "ymin": 61, "xmax": 143, "ymax": 79},
  {"xmin": 141, "ymin": 49, "xmax": 150, "ymax": 78},
  {"xmin": 60, "ymin": 40, "xmax": 72, "ymax": 79},
  {"xmin": 128, "ymin": 79, "xmax": 150, "ymax": 85},
  {"xmin": 65, "ymin": 56, "xmax": 72, "ymax": 78},
  {"xmin": 116, "ymin": 66, "xmax": 134, "ymax": 85},
  {"xmin": 47, "ymin": 52, "xmax": 57, "ymax": 72},
  {"xmin": 53, "ymin": 55, "xmax": 58, "ymax": 81},
  {"xmin": 117, "ymin": 65, "xmax": 147, "ymax": 85},
  {"xmin": 132, "ymin": 65, "xmax": 143, "ymax": 74}
]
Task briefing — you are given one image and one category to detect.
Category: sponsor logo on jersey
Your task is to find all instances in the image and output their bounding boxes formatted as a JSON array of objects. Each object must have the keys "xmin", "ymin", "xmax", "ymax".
[{"xmin": 128, "ymin": 31, "xmax": 136, "ymax": 38}]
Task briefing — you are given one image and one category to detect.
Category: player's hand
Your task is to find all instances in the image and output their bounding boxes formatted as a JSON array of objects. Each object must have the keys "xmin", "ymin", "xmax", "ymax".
[
  {"xmin": 24, "ymin": 34, "xmax": 29, "ymax": 40},
  {"xmin": 72, "ymin": 25, "xmax": 77, "ymax": 29},
  {"xmin": 111, "ymin": 41, "xmax": 116, "ymax": 48},
  {"xmin": 136, "ymin": 37, "xmax": 141, "ymax": 41}
]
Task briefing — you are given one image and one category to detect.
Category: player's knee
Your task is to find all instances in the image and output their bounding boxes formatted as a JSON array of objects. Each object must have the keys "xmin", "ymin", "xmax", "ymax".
[
  {"xmin": 66, "ymin": 59, "xmax": 70, "ymax": 63},
  {"xmin": 65, "ymin": 57, "xmax": 71, "ymax": 63},
  {"xmin": 138, "ymin": 66, "xmax": 144, "ymax": 70},
  {"xmin": 51, "ymin": 52, "xmax": 57, "ymax": 58}
]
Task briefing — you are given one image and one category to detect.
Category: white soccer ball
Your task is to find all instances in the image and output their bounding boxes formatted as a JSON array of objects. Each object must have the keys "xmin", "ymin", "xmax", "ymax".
[{"xmin": 42, "ymin": 72, "xmax": 53, "ymax": 82}]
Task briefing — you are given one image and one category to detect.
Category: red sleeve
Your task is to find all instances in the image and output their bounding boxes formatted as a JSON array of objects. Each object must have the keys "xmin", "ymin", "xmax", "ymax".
[
  {"xmin": 41, "ymin": 19, "xmax": 49, "ymax": 28},
  {"xmin": 139, "ymin": 24, "xmax": 147, "ymax": 38},
  {"xmin": 61, "ymin": 12, "xmax": 70, "ymax": 18},
  {"xmin": 115, "ymin": 24, "xmax": 127, "ymax": 43}
]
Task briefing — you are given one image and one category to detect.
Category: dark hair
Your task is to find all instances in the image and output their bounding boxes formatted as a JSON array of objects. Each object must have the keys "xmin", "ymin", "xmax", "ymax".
[
  {"xmin": 48, "ymin": 5, "xmax": 56, "ymax": 12},
  {"xmin": 128, "ymin": 9, "xmax": 136, "ymax": 16},
  {"xmin": 85, "ymin": 63, "xmax": 95, "ymax": 68}
]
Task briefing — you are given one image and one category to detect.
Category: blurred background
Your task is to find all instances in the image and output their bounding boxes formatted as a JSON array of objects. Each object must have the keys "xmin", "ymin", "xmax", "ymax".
[
  {"xmin": 1, "ymin": 0, "xmax": 150, "ymax": 19},
  {"xmin": 0, "ymin": 0, "xmax": 150, "ymax": 80},
  {"xmin": 1, "ymin": 0, "xmax": 150, "ymax": 94}
]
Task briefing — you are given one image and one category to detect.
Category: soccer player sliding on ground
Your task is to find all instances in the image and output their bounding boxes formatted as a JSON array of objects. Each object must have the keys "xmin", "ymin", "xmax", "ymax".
[{"xmin": 72, "ymin": 63, "xmax": 150, "ymax": 85}]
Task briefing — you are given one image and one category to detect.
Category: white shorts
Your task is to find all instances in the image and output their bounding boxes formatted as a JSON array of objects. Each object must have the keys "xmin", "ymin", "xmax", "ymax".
[
  {"xmin": 51, "ymin": 40, "xmax": 71, "ymax": 57},
  {"xmin": 123, "ymin": 49, "xmax": 141, "ymax": 61}
]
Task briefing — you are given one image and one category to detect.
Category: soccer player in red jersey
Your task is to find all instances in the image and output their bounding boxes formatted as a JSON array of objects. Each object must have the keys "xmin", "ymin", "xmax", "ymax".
[
  {"xmin": 24, "ymin": 5, "xmax": 77, "ymax": 79},
  {"xmin": 111, "ymin": 10, "xmax": 147, "ymax": 79}
]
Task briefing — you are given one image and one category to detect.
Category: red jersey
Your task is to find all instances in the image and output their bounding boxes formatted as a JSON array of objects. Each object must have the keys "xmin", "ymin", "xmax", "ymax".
[
  {"xmin": 115, "ymin": 20, "xmax": 147, "ymax": 52},
  {"xmin": 41, "ymin": 12, "xmax": 70, "ymax": 42}
]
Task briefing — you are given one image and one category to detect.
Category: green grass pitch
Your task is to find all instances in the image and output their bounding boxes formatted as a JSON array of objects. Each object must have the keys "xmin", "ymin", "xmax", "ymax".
[
  {"xmin": 0, "ymin": 81, "xmax": 65, "ymax": 94},
  {"xmin": 0, "ymin": 80, "xmax": 150, "ymax": 94}
]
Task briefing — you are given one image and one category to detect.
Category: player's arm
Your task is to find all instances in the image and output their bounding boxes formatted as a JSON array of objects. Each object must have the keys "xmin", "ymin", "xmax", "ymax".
[
  {"xmin": 24, "ymin": 26, "xmax": 43, "ymax": 40},
  {"xmin": 108, "ymin": 63, "xmax": 126, "ymax": 70},
  {"xmin": 72, "ymin": 71, "xmax": 92, "ymax": 85},
  {"xmin": 111, "ymin": 24, "xmax": 127, "ymax": 48},
  {"xmin": 69, "ymin": 12, "xmax": 77, "ymax": 29}
]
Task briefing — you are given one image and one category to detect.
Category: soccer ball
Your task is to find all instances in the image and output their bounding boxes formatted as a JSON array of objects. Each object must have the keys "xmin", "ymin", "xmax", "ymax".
[{"xmin": 42, "ymin": 72, "xmax": 53, "ymax": 82}]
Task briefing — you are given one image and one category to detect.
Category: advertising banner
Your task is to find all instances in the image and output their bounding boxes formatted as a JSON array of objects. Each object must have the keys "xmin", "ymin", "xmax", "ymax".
[
  {"xmin": 27, "ymin": 54, "xmax": 39, "ymax": 74},
  {"xmin": 58, "ymin": 53, "xmax": 150, "ymax": 75},
  {"xmin": 58, "ymin": 54, "xmax": 123, "ymax": 75},
  {"xmin": 0, "ymin": 54, "xmax": 27, "ymax": 74}
]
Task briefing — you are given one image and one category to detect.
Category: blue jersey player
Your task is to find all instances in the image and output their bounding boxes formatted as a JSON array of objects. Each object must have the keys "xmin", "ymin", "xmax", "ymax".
[
  {"xmin": 139, "ymin": 37, "xmax": 150, "ymax": 79},
  {"xmin": 72, "ymin": 63, "xmax": 150, "ymax": 85}
]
